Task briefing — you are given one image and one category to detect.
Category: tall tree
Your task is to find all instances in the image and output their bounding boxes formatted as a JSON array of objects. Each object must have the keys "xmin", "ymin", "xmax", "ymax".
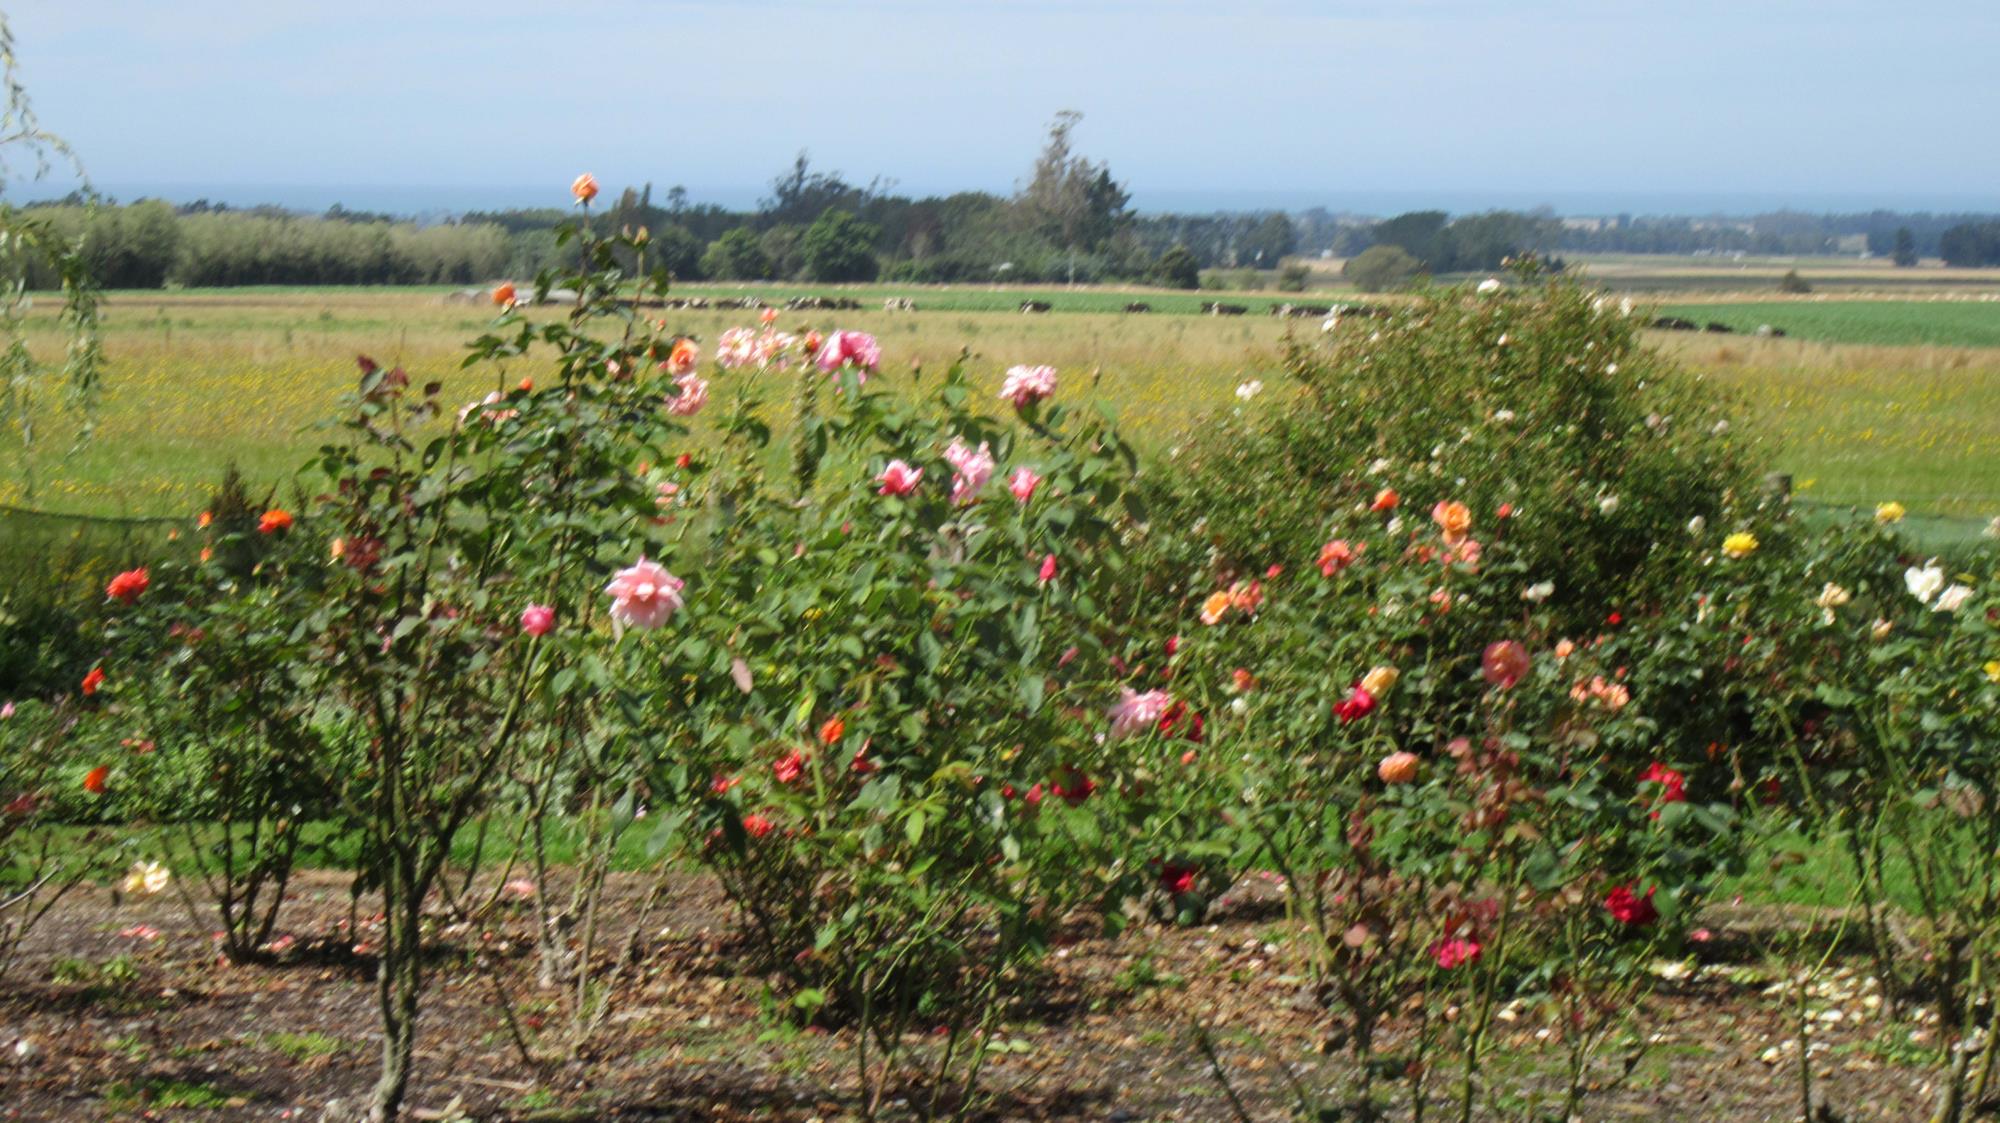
[
  {"xmin": 1892, "ymin": 226, "xmax": 1918, "ymax": 267},
  {"xmin": 1018, "ymin": 110, "xmax": 1131, "ymax": 281}
]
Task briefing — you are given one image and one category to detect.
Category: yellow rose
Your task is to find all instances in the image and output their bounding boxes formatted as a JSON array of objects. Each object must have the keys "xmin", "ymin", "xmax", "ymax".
[
  {"xmin": 1986, "ymin": 660, "xmax": 2000, "ymax": 685},
  {"xmin": 1875, "ymin": 501, "xmax": 1907, "ymax": 524},
  {"xmin": 1722, "ymin": 532, "xmax": 1759, "ymax": 559},
  {"xmin": 1360, "ymin": 665, "xmax": 1400, "ymax": 697},
  {"xmin": 1199, "ymin": 590, "xmax": 1233, "ymax": 626}
]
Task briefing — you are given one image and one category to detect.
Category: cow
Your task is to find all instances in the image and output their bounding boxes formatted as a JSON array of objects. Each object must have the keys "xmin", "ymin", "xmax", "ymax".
[
  {"xmin": 1650, "ymin": 316, "xmax": 1700, "ymax": 332},
  {"xmin": 1704, "ymin": 321, "xmax": 1734, "ymax": 334},
  {"xmin": 1019, "ymin": 300, "xmax": 1052, "ymax": 313},
  {"xmin": 1123, "ymin": 302, "xmax": 1151, "ymax": 314},
  {"xmin": 1205, "ymin": 302, "xmax": 1248, "ymax": 316},
  {"xmin": 883, "ymin": 297, "xmax": 917, "ymax": 312}
]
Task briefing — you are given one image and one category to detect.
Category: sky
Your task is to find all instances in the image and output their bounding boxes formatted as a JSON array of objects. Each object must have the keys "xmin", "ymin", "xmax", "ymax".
[{"xmin": 2, "ymin": 0, "xmax": 1995, "ymax": 217}]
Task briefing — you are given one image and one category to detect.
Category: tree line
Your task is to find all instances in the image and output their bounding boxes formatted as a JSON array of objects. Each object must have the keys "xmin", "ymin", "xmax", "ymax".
[
  {"xmin": 12, "ymin": 199, "xmax": 512, "ymax": 288},
  {"xmin": 10, "ymin": 111, "xmax": 1995, "ymax": 290}
]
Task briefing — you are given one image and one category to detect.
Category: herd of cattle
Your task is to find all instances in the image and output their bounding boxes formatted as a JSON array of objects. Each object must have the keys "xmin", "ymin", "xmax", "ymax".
[{"xmin": 450, "ymin": 286, "xmax": 1781, "ymax": 336}]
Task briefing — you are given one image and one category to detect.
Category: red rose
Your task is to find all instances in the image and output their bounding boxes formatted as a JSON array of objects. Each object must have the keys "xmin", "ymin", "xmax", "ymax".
[
  {"xmin": 81, "ymin": 667, "xmax": 106, "ymax": 696},
  {"xmin": 1334, "ymin": 686, "xmax": 1377, "ymax": 724},
  {"xmin": 1604, "ymin": 883, "xmax": 1658, "ymax": 927},
  {"xmin": 742, "ymin": 813, "xmax": 774, "ymax": 838},
  {"xmin": 1640, "ymin": 762, "xmax": 1687, "ymax": 819},
  {"xmin": 773, "ymin": 750, "xmax": 808, "ymax": 785},
  {"xmin": 1160, "ymin": 864, "xmax": 1198, "ymax": 896},
  {"xmin": 106, "ymin": 568, "xmax": 150, "ymax": 604}
]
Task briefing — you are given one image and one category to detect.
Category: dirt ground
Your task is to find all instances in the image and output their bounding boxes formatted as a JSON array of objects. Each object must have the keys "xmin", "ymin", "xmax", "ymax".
[{"xmin": 0, "ymin": 870, "xmax": 1951, "ymax": 1121}]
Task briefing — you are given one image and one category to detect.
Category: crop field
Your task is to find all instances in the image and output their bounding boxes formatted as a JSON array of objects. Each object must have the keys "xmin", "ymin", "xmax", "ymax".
[{"xmin": 4, "ymin": 285, "xmax": 1998, "ymax": 528}]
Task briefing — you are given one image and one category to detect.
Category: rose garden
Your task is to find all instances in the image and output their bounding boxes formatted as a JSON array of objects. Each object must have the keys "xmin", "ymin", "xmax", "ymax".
[{"xmin": 3, "ymin": 183, "xmax": 1998, "ymax": 1122}]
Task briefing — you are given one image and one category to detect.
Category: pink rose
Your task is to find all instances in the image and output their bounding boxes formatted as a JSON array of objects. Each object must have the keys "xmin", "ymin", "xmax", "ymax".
[
  {"xmin": 877, "ymin": 459, "xmax": 923, "ymax": 496},
  {"xmin": 1008, "ymin": 466, "xmax": 1041, "ymax": 503},
  {"xmin": 1109, "ymin": 687, "xmax": 1173, "ymax": 739},
  {"xmin": 520, "ymin": 604, "xmax": 555, "ymax": 637},
  {"xmin": 815, "ymin": 330, "xmax": 881, "ymax": 377},
  {"xmin": 666, "ymin": 373, "xmax": 708, "ymax": 416},
  {"xmin": 998, "ymin": 364, "xmax": 1057, "ymax": 408},
  {"xmin": 1038, "ymin": 553, "xmax": 1057, "ymax": 584},
  {"xmin": 604, "ymin": 557, "xmax": 684, "ymax": 631},
  {"xmin": 944, "ymin": 438, "xmax": 995, "ymax": 505}
]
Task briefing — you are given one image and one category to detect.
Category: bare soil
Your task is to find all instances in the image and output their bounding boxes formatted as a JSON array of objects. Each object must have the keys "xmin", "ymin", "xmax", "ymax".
[{"xmin": 0, "ymin": 871, "xmax": 1948, "ymax": 1121}]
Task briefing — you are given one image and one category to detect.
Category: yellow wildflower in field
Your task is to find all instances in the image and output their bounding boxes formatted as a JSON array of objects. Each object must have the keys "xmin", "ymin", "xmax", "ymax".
[
  {"xmin": 1875, "ymin": 501, "xmax": 1906, "ymax": 524},
  {"xmin": 1722, "ymin": 532, "xmax": 1759, "ymax": 559}
]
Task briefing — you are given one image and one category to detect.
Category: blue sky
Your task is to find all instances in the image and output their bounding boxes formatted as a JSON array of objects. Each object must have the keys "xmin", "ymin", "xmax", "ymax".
[{"xmin": 4, "ymin": 0, "xmax": 1995, "ymax": 215}]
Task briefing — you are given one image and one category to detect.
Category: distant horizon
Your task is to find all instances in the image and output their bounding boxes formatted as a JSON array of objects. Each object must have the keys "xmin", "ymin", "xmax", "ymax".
[
  {"xmin": 4, "ymin": 1, "xmax": 1994, "ymax": 229},
  {"xmin": 7, "ymin": 177, "xmax": 1997, "ymax": 224}
]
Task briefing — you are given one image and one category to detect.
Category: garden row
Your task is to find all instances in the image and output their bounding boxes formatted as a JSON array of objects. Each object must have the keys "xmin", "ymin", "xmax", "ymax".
[{"xmin": 3, "ymin": 200, "xmax": 1997, "ymax": 1123}]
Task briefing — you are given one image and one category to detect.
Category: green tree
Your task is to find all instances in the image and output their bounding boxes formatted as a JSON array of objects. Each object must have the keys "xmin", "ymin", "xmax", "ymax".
[
  {"xmin": 759, "ymin": 223, "xmax": 807, "ymax": 279},
  {"xmin": 1368, "ymin": 211, "xmax": 1449, "ymax": 268},
  {"xmin": 648, "ymin": 224, "xmax": 705, "ymax": 282},
  {"xmin": 800, "ymin": 209, "xmax": 879, "ymax": 282},
  {"xmin": 1151, "ymin": 243, "xmax": 1201, "ymax": 289},
  {"xmin": 1018, "ymin": 110, "xmax": 1131, "ymax": 280},
  {"xmin": 1777, "ymin": 269, "xmax": 1812, "ymax": 293},
  {"xmin": 700, "ymin": 226, "xmax": 772, "ymax": 280},
  {"xmin": 1242, "ymin": 212, "xmax": 1297, "ymax": 267},
  {"xmin": 1341, "ymin": 244, "xmax": 1422, "ymax": 292},
  {"xmin": 1893, "ymin": 226, "xmax": 1918, "ymax": 267}
]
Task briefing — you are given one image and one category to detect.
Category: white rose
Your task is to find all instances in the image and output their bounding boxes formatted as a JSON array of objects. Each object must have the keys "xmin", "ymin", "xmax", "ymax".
[
  {"xmin": 1687, "ymin": 516, "xmax": 1707, "ymax": 535},
  {"xmin": 1905, "ymin": 563, "xmax": 1945, "ymax": 604},
  {"xmin": 1815, "ymin": 583, "xmax": 1852, "ymax": 609},
  {"xmin": 1935, "ymin": 584, "xmax": 1973, "ymax": 613},
  {"xmin": 1522, "ymin": 581, "xmax": 1554, "ymax": 603},
  {"xmin": 1477, "ymin": 278, "xmax": 1502, "ymax": 294},
  {"xmin": 1235, "ymin": 379, "xmax": 1264, "ymax": 401},
  {"xmin": 1598, "ymin": 494, "xmax": 1621, "ymax": 515}
]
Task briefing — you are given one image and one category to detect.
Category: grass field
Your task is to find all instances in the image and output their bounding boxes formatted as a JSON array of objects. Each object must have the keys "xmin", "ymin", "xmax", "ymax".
[
  {"xmin": 4, "ymin": 285, "xmax": 1998, "ymax": 529},
  {"xmin": 1658, "ymin": 298, "xmax": 2000, "ymax": 348}
]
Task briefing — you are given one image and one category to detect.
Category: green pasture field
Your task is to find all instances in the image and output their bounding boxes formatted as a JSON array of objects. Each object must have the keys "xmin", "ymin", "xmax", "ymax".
[
  {"xmin": 1658, "ymin": 299, "xmax": 2000, "ymax": 348},
  {"xmin": 2, "ymin": 286, "xmax": 1997, "ymax": 533}
]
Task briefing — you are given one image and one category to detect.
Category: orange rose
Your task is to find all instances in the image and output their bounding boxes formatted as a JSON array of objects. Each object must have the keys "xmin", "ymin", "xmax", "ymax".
[
  {"xmin": 1371, "ymin": 487, "xmax": 1399, "ymax": 513},
  {"xmin": 571, "ymin": 173, "xmax": 599, "ymax": 204},
  {"xmin": 197, "ymin": 511, "xmax": 213, "ymax": 529},
  {"xmin": 83, "ymin": 765, "xmax": 110, "ymax": 794},
  {"xmin": 1377, "ymin": 752, "xmax": 1420, "ymax": 784},
  {"xmin": 667, "ymin": 337, "xmax": 700, "ymax": 376},
  {"xmin": 1431, "ymin": 500, "xmax": 1472, "ymax": 544},
  {"xmin": 258, "ymin": 509, "xmax": 293, "ymax": 535},
  {"xmin": 819, "ymin": 716, "xmax": 845, "ymax": 745},
  {"xmin": 1199, "ymin": 590, "xmax": 1233, "ymax": 625},
  {"xmin": 491, "ymin": 281, "xmax": 517, "ymax": 308},
  {"xmin": 81, "ymin": 667, "xmax": 105, "ymax": 696}
]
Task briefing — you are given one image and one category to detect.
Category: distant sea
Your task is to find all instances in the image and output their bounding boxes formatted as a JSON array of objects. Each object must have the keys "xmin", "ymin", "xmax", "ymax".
[{"xmin": 5, "ymin": 180, "xmax": 1996, "ymax": 220}]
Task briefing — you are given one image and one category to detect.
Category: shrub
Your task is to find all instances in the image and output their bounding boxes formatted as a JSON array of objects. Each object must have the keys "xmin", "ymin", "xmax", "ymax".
[
  {"xmin": 634, "ymin": 343, "xmax": 1158, "ymax": 1108},
  {"xmin": 1151, "ymin": 243, "xmax": 1200, "ymax": 289},
  {"xmin": 1343, "ymin": 244, "xmax": 1423, "ymax": 292},
  {"xmin": 1778, "ymin": 269, "xmax": 1812, "ymax": 294},
  {"xmin": 1142, "ymin": 274, "xmax": 1786, "ymax": 1115},
  {"xmin": 1277, "ymin": 260, "xmax": 1311, "ymax": 292}
]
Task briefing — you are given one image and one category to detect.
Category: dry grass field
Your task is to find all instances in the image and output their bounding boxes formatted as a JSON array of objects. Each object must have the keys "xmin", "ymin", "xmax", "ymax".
[{"xmin": 4, "ymin": 285, "xmax": 1997, "ymax": 530}]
